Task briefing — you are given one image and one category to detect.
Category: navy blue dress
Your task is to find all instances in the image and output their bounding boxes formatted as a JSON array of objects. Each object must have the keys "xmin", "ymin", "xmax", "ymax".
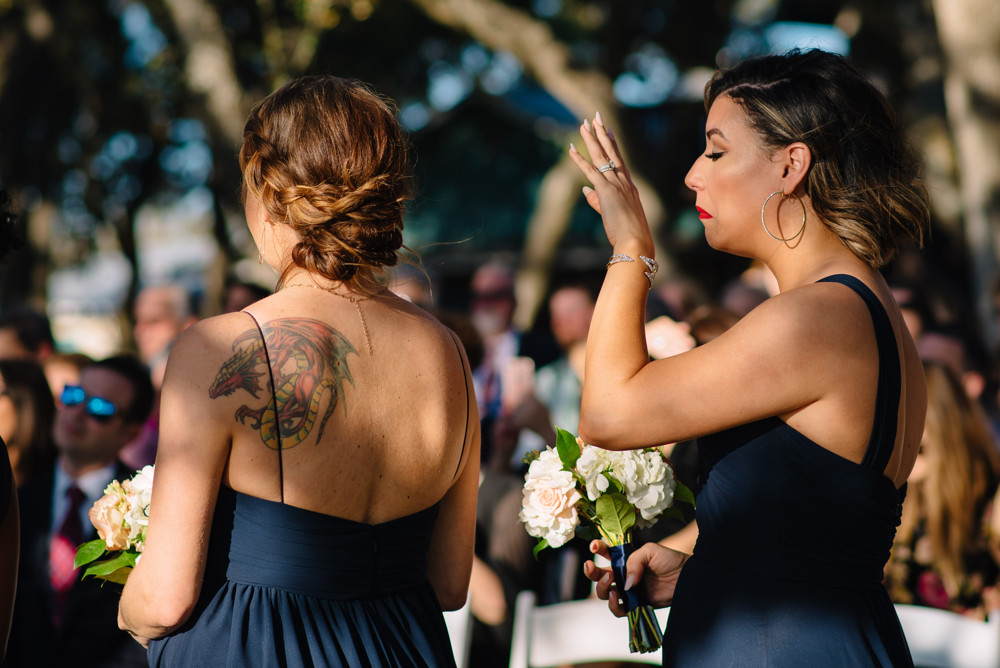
[
  {"xmin": 148, "ymin": 314, "xmax": 458, "ymax": 667},
  {"xmin": 661, "ymin": 275, "xmax": 913, "ymax": 667}
]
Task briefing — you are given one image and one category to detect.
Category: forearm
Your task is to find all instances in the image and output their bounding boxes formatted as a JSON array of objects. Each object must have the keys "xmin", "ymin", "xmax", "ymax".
[{"xmin": 580, "ymin": 240, "xmax": 655, "ymax": 445}]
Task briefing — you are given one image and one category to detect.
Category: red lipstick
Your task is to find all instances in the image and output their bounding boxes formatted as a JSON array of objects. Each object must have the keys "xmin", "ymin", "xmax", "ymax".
[{"xmin": 696, "ymin": 206, "xmax": 712, "ymax": 220}]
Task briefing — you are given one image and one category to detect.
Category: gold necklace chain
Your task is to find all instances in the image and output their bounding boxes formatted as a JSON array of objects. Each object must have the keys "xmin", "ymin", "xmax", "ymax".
[{"xmin": 283, "ymin": 283, "xmax": 373, "ymax": 354}]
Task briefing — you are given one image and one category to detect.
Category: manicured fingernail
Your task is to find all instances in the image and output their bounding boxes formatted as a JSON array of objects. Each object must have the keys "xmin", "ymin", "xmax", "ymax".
[
  {"xmin": 595, "ymin": 111, "xmax": 604, "ymax": 126},
  {"xmin": 583, "ymin": 118, "xmax": 591, "ymax": 132},
  {"xmin": 569, "ymin": 142, "xmax": 578, "ymax": 153},
  {"xmin": 582, "ymin": 186, "xmax": 594, "ymax": 197},
  {"xmin": 600, "ymin": 573, "xmax": 612, "ymax": 586},
  {"xmin": 624, "ymin": 573, "xmax": 635, "ymax": 591}
]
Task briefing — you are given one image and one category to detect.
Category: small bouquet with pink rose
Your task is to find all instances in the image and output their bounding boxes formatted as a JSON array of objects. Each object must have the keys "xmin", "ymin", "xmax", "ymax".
[
  {"xmin": 73, "ymin": 465, "xmax": 154, "ymax": 584},
  {"xmin": 519, "ymin": 428, "xmax": 694, "ymax": 654}
]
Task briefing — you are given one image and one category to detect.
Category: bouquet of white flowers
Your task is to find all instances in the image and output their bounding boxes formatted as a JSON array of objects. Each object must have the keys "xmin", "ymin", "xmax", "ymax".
[
  {"xmin": 73, "ymin": 465, "xmax": 154, "ymax": 584},
  {"xmin": 520, "ymin": 428, "xmax": 694, "ymax": 654}
]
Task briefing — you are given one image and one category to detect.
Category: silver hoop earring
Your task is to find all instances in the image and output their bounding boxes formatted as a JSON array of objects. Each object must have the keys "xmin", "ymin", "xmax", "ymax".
[{"xmin": 761, "ymin": 189, "xmax": 806, "ymax": 242}]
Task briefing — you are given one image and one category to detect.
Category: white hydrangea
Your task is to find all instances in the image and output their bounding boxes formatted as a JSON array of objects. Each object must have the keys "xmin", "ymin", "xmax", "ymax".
[
  {"xmin": 612, "ymin": 450, "xmax": 676, "ymax": 528},
  {"xmin": 575, "ymin": 443, "xmax": 613, "ymax": 501},
  {"xmin": 122, "ymin": 465, "xmax": 154, "ymax": 549},
  {"xmin": 519, "ymin": 448, "xmax": 582, "ymax": 548}
]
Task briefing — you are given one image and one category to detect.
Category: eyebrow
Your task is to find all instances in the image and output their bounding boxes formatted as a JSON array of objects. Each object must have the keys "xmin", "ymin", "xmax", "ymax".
[{"xmin": 706, "ymin": 128, "xmax": 728, "ymax": 142}]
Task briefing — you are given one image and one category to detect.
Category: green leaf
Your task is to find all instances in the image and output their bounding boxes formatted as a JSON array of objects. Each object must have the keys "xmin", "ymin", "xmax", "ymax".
[
  {"xmin": 73, "ymin": 539, "xmax": 109, "ymax": 569},
  {"xmin": 660, "ymin": 507, "xmax": 685, "ymax": 522},
  {"xmin": 532, "ymin": 538, "xmax": 550, "ymax": 559},
  {"xmin": 95, "ymin": 566, "xmax": 132, "ymax": 585},
  {"xmin": 82, "ymin": 551, "xmax": 138, "ymax": 580},
  {"xmin": 555, "ymin": 427, "xmax": 581, "ymax": 470},
  {"xmin": 594, "ymin": 492, "xmax": 635, "ymax": 540},
  {"xmin": 674, "ymin": 481, "xmax": 696, "ymax": 508}
]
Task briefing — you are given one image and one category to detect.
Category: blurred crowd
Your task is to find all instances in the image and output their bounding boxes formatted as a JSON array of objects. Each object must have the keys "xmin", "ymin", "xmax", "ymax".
[{"xmin": 1, "ymin": 250, "xmax": 999, "ymax": 666}]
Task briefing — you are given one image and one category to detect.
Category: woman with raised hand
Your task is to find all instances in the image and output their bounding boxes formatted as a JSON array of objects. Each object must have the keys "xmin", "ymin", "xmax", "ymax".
[
  {"xmin": 573, "ymin": 49, "xmax": 928, "ymax": 665},
  {"xmin": 118, "ymin": 76, "xmax": 480, "ymax": 666}
]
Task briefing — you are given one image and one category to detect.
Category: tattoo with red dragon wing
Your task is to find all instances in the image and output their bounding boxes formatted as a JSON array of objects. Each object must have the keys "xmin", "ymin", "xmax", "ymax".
[{"xmin": 208, "ymin": 318, "xmax": 358, "ymax": 449}]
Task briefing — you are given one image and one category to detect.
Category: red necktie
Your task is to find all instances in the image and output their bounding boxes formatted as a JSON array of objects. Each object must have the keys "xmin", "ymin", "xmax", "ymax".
[{"xmin": 50, "ymin": 485, "xmax": 86, "ymax": 626}]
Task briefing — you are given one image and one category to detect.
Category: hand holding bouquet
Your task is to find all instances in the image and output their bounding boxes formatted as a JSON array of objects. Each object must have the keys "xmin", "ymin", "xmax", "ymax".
[
  {"xmin": 519, "ymin": 428, "xmax": 694, "ymax": 653},
  {"xmin": 74, "ymin": 465, "xmax": 154, "ymax": 584}
]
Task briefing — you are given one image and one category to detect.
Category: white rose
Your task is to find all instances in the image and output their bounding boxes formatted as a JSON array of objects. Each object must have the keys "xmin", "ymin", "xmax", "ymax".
[{"xmin": 519, "ymin": 449, "xmax": 582, "ymax": 548}]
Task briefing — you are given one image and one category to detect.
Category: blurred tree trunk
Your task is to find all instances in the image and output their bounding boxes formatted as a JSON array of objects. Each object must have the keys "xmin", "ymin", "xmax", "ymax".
[
  {"xmin": 409, "ymin": 0, "xmax": 669, "ymax": 329},
  {"xmin": 932, "ymin": 0, "xmax": 1000, "ymax": 345},
  {"xmin": 160, "ymin": 0, "xmax": 251, "ymax": 311},
  {"xmin": 161, "ymin": 0, "xmax": 246, "ymax": 147}
]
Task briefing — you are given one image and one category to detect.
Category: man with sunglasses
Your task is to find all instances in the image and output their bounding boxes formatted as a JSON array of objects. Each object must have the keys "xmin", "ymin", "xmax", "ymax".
[{"xmin": 4, "ymin": 355, "xmax": 153, "ymax": 668}]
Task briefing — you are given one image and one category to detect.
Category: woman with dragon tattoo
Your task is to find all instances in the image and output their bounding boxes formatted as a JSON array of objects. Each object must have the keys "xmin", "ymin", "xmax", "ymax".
[{"xmin": 118, "ymin": 76, "xmax": 481, "ymax": 667}]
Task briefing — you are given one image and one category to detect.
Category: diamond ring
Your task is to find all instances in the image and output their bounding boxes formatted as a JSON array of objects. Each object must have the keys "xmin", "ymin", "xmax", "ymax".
[{"xmin": 597, "ymin": 160, "xmax": 616, "ymax": 173}]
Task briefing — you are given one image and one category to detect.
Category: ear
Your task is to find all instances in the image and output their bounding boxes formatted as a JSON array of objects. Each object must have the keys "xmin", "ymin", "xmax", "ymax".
[{"xmin": 778, "ymin": 142, "xmax": 812, "ymax": 194}]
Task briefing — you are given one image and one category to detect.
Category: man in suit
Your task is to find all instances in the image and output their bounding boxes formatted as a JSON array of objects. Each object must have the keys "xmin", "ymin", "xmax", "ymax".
[{"xmin": 4, "ymin": 355, "xmax": 154, "ymax": 667}]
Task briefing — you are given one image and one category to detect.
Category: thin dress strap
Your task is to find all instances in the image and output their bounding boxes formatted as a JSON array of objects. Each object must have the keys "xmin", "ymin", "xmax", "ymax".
[
  {"xmin": 449, "ymin": 330, "xmax": 471, "ymax": 480},
  {"xmin": 817, "ymin": 274, "xmax": 901, "ymax": 473},
  {"xmin": 245, "ymin": 312, "xmax": 285, "ymax": 504}
]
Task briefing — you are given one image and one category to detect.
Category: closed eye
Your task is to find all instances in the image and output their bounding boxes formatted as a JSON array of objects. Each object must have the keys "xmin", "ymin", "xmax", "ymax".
[{"xmin": 705, "ymin": 151, "xmax": 724, "ymax": 161}]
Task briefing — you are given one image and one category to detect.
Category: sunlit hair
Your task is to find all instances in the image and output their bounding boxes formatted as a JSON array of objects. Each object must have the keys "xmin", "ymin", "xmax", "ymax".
[
  {"xmin": 0, "ymin": 359, "xmax": 56, "ymax": 485},
  {"xmin": 705, "ymin": 49, "xmax": 928, "ymax": 268},
  {"xmin": 239, "ymin": 76, "xmax": 412, "ymax": 292},
  {"xmin": 897, "ymin": 360, "xmax": 1000, "ymax": 597}
]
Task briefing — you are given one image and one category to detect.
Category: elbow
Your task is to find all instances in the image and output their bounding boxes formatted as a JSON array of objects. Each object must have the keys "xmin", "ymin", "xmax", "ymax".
[
  {"xmin": 122, "ymin": 589, "xmax": 195, "ymax": 639},
  {"xmin": 437, "ymin": 586, "xmax": 469, "ymax": 612},
  {"xmin": 150, "ymin": 598, "xmax": 195, "ymax": 634},
  {"xmin": 433, "ymin": 575, "xmax": 469, "ymax": 611},
  {"xmin": 578, "ymin": 403, "xmax": 626, "ymax": 449}
]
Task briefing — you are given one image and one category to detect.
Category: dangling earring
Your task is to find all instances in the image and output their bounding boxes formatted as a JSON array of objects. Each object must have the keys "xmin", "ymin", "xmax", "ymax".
[
  {"xmin": 257, "ymin": 224, "xmax": 266, "ymax": 264},
  {"xmin": 761, "ymin": 189, "xmax": 806, "ymax": 242}
]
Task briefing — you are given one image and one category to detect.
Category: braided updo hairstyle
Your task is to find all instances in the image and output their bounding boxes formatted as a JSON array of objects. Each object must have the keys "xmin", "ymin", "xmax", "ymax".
[
  {"xmin": 705, "ymin": 49, "xmax": 927, "ymax": 268},
  {"xmin": 240, "ymin": 76, "xmax": 412, "ymax": 290}
]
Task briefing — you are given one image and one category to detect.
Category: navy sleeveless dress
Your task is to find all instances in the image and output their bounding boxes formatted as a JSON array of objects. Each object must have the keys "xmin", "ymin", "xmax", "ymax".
[
  {"xmin": 147, "ymin": 315, "xmax": 459, "ymax": 667},
  {"xmin": 661, "ymin": 275, "xmax": 913, "ymax": 666}
]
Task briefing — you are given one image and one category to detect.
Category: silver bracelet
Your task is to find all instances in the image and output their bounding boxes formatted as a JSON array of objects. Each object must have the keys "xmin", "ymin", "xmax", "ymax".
[{"xmin": 606, "ymin": 253, "xmax": 658, "ymax": 287}]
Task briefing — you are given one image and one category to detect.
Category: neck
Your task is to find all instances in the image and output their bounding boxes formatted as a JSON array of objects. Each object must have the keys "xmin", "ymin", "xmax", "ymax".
[
  {"xmin": 280, "ymin": 271, "xmax": 346, "ymax": 291},
  {"xmin": 763, "ymin": 226, "xmax": 870, "ymax": 294}
]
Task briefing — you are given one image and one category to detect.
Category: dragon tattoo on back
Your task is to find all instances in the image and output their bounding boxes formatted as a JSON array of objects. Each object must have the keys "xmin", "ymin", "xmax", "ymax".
[{"xmin": 209, "ymin": 318, "xmax": 357, "ymax": 449}]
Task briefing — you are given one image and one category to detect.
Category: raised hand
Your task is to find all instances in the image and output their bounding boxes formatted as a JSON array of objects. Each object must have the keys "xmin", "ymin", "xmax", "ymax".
[
  {"xmin": 568, "ymin": 113, "xmax": 654, "ymax": 255},
  {"xmin": 583, "ymin": 539, "xmax": 689, "ymax": 616}
]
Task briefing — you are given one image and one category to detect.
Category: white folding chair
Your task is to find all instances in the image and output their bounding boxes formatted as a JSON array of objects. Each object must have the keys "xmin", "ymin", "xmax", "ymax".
[
  {"xmin": 895, "ymin": 603, "xmax": 1000, "ymax": 668},
  {"xmin": 509, "ymin": 589, "xmax": 669, "ymax": 668},
  {"xmin": 443, "ymin": 599, "xmax": 474, "ymax": 668}
]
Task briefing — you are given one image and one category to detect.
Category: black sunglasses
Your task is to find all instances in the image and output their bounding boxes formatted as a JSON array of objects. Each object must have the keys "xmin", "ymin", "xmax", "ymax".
[{"xmin": 60, "ymin": 385, "xmax": 118, "ymax": 423}]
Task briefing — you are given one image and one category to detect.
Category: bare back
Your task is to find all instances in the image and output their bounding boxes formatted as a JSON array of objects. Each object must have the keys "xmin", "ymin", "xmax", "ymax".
[{"xmin": 208, "ymin": 289, "xmax": 474, "ymax": 524}]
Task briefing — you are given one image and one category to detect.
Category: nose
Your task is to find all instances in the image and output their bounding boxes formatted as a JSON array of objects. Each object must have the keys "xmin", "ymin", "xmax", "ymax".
[{"xmin": 684, "ymin": 157, "xmax": 703, "ymax": 192}]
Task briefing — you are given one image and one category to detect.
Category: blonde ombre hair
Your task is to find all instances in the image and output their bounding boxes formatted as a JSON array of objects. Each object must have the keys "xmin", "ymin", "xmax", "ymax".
[{"xmin": 705, "ymin": 49, "xmax": 928, "ymax": 268}]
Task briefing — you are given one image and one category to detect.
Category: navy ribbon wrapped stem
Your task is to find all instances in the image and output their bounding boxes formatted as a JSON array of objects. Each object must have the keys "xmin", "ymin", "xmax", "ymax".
[{"xmin": 609, "ymin": 542, "xmax": 643, "ymax": 612}]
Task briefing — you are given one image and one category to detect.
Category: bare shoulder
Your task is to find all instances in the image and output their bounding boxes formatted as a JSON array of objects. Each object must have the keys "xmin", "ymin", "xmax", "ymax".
[
  {"xmin": 382, "ymin": 298, "xmax": 469, "ymax": 363},
  {"xmin": 724, "ymin": 280, "xmax": 875, "ymax": 360},
  {"xmin": 167, "ymin": 312, "xmax": 260, "ymax": 365}
]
